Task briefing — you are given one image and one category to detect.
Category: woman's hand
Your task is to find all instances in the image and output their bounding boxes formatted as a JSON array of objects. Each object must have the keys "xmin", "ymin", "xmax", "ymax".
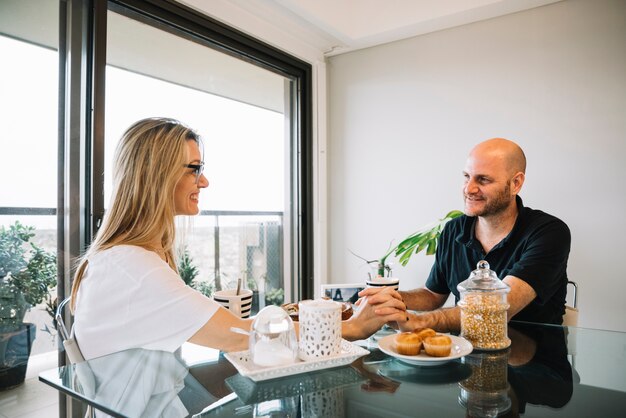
[
  {"xmin": 344, "ymin": 287, "xmax": 407, "ymax": 340},
  {"xmin": 358, "ymin": 286, "xmax": 404, "ymax": 308}
]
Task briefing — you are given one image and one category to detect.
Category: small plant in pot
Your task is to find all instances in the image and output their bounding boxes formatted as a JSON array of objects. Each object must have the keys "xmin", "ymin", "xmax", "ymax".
[
  {"xmin": 368, "ymin": 210, "xmax": 464, "ymax": 277},
  {"xmin": 0, "ymin": 221, "xmax": 57, "ymax": 390}
]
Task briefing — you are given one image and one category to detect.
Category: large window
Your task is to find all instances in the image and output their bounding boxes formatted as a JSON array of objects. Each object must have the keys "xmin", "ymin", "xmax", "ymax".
[
  {"xmin": 104, "ymin": 9, "xmax": 293, "ymax": 309},
  {"xmin": 1, "ymin": 0, "xmax": 312, "ymax": 413},
  {"xmin": 78, "ymin": 0, "xmax": 312, "ymax": 306},
  {"xmin": 0, "ymin": 0, "xmax": 312, "ymax": 352},
  {"xmin": 0, "ymin": 0, "xmax": 59, "ymax": 359},
  {"xmin": 0, "ymin": 0, "xmax": 311, "ymax": 333}
]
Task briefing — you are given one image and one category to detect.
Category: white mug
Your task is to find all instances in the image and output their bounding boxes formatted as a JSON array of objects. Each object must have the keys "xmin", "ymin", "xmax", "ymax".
[{"xmin": 213, "ymin": 289, "xmax": 253, "ymax": 318}]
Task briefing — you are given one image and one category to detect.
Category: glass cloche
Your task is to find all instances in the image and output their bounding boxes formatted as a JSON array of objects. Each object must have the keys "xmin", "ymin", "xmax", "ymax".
[{"xmin": 249, "ymin": 305, "xmax": 298, "ymax": 367}]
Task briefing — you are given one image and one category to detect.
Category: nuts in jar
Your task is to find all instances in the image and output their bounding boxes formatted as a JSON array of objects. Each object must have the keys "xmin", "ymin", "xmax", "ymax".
[
  {"xmin": 459, "ymin": 293, "xmax": 510, "ymax": 350},
  {"xmin": 457, "ymin": 261, "xmax": 511, "ymax": 350}
]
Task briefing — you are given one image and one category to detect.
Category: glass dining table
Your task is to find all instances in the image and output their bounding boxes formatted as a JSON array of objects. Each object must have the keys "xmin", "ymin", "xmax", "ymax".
[{"xmin": 39, "ymin": 321, "xmax": 626, "ymax": 417}]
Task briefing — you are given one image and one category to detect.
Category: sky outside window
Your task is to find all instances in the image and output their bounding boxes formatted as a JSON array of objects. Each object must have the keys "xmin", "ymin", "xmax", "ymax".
[
  {"xmin": 105, "ymin": 66, "xmax": 285, "ymax": 214},
  {"xmin": 0, "ymin": 35, "xmax": 286, "ymax": 229},
  {"xmin": 0, "ymin": 36, "xmax": 57, "ymax": 218}
]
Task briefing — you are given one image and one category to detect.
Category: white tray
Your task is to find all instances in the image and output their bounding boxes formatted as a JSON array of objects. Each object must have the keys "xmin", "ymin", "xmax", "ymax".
[{"xmin": 224, "ymin": 340, "xmax": 369, "ymax": 382}]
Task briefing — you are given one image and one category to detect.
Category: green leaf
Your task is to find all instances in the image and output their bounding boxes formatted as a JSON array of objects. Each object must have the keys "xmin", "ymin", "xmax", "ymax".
[
  {"xmin": 426, "ymin": 238, "xmax": 437, "ymax": 255},
  {"xmin": 380, "ymin": 209, "xmax": 463, "ymax": 269},
  {"xmin": 398, "ymin": 248, "xmax": 414, "ymax": 266},
  {"xmin": 444, "ymin": 210, "xmax": 464, "ymax": 220}
]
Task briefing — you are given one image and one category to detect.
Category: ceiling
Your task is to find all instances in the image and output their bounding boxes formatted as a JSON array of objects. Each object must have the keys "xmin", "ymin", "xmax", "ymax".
[{"xmin": 184, "ymin": 0, "xmax": 562, "ymax": 56}]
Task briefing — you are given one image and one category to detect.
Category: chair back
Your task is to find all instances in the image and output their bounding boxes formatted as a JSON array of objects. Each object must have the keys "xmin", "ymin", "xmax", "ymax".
[
  {"xmin": 562, "ymin": 281, "xmax": 579, "ymax": 327},
  {"xmin": 57, "ymin": 298, "xmax": 96, "ymax": 418},
  {"xmin": 56, "ymin": 298, "xmax": 86, "ymax": 364}
]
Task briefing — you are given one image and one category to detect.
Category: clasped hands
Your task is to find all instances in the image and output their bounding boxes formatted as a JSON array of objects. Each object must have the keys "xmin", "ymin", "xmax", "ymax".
[{"xmin": 350, "ymin": 286, "xmax": 414, "ymax": 337}]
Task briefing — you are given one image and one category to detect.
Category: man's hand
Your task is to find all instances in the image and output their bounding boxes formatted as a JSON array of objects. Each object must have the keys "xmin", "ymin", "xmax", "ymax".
[
  {"xmin": 397, "ymin": 307, "xmax": 461, "ymax": 333},
  {"xmin": 397, "ymin": 312, "xmax": 429, "ymax": 332}
]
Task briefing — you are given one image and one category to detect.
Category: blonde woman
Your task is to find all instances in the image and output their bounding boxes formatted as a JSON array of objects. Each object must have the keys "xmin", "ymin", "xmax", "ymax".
[{"xmin": 71, "ymin": 117, "xmax": 405, "ymax": 361}]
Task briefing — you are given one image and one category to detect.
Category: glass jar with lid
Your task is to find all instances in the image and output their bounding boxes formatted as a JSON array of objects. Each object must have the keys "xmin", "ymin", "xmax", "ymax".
[{"xmin": 457, "ymin": 260, "xmax": 511, "ymax": 350}]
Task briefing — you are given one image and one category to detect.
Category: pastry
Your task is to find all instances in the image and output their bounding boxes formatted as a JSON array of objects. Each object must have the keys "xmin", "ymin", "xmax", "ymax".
[
  {"xmin": 413, "ymin": 328, "xmax": 436, "ymax": 342},
  {"xmin": 423, "ymin": 335, "xmax": 452, "ymax": 357},
  {"xmin": 394, "ymin": 332, "xmax": 423, "ymax": 355},
  {"xmin": 282, "ymin": 299, "xmax": 352, "ymax": 321},
  {"xmin": 340, "ymin": 302, "xmax": 353, "ymax": 320},
  {"xmin": 281, "ymin": 302, "xmax": 300, "ymax": 321}
]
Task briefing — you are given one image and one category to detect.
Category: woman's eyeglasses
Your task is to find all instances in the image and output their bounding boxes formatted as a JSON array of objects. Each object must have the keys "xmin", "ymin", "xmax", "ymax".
[{"xmin": 184, "ymin": 162, "xmax": 204, "ymax": 184}]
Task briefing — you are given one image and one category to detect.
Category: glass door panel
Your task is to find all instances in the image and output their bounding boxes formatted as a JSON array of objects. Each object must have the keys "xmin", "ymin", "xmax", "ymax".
[
  {"xmin": 105, "ymin": 10, "xmax": 293, "ymax": 311},
  {"xmin": 0, "ymin": 0, "xmax": 59, "ymax": 364}
]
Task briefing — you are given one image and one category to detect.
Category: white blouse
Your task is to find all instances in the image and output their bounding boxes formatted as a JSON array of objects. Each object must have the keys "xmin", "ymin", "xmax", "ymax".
[{"xmin": 74, "ymin": 245, "xmax": 218, "ymax": 360}]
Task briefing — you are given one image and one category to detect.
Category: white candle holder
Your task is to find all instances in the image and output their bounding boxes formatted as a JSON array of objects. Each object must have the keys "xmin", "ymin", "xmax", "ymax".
[{"xmin": 298, "ymin": 299, "xmax": 342, "ymax": 361}]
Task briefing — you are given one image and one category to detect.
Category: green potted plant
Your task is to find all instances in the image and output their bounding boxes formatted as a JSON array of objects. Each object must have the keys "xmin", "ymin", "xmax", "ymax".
[
  {"xmin": 372, "ymin": 210, "xmax": 464, "ymax": 277},
  {"xmin": 177, "ymin": 247, "xmax": 217, "ymax": 298},
  {"xmin": 178, "ymin": 246, "xmax": 199, "ymax": 287},
  {"xmin": 0, "ymin": 221, "xmax": 57, "ymax": 390}
]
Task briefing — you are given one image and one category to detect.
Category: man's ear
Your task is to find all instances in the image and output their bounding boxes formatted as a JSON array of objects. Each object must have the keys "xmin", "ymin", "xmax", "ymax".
[{"xmin": 511, "ymin": 172, "xmax": 525, "ymax": 194}]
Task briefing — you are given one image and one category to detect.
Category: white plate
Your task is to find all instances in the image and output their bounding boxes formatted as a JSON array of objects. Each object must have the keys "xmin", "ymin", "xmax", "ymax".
[
  {"xmin": 377, "ymin": 334, "xmax": 473, "ymax": 366},
  {"xmin": 225, "ymin": 339, "xmax": 369, "ymax": 382}
]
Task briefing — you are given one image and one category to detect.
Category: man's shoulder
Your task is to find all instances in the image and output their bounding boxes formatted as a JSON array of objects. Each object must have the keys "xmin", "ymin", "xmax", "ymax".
[{"xmin": 520, "ymin": 205, "xmax": 570, "ymax": 233}]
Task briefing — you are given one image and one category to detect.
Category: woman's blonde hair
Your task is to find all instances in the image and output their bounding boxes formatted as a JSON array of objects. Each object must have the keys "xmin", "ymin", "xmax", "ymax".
[{"xmin": 70, "ymin": 117, "xmax": 200, "ymax": 310}]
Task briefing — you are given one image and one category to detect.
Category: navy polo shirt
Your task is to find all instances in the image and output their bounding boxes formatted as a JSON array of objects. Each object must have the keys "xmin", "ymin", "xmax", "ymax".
[{"xmin": 425, "ymin": 196, "xmax": 571, "ymax": 324}]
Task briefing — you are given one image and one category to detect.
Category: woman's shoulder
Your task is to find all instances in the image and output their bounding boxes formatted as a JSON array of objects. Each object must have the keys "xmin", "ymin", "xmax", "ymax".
[
  {"xmin": 92, "ymin": 244, "xmax": 148, "ymax": 257},
  {"xmin": 86, "ymin": 245, "xmax": 170, "ymax": 286},
  {"xmin": 90, "ymin": 245, "xmax": 163, "ymax": 268}
]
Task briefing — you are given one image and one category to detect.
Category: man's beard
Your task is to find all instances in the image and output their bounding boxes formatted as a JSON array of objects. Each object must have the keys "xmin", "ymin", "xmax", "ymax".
[{"xmin": 466, "ymin": 182, "xmax": 512, "ymax": 217}]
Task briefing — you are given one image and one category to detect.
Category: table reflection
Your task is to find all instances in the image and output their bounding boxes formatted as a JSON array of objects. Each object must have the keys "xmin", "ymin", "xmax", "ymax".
[
  {"xmin": 41, "ymin": 321, "xmax": 616, "ymax": 418},
  {"xmin": 459, "ymin": 349, "xmax": 512, "ymax": 417},
  {"xmin": 71, "ymin": 349, "xmax": 218, "ymax": 417},
  {"xmin": 506, "ymin": 322, "xmax": 573, "ymax": 414},
  {"xmin": 459, "ymin": 322, "xmax": 573, "ymax": 417}
]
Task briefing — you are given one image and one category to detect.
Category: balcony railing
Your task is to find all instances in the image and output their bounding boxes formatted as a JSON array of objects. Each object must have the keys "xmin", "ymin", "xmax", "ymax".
[{"xmin": 0, "ymin": 207, "xmax": 285, "ymax": 308}]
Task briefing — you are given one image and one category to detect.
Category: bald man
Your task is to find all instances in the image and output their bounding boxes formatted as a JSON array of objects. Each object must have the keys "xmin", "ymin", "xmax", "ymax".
[{"xmin": 364, "ymin": 138, "xmax": 571, "ymax": 331}]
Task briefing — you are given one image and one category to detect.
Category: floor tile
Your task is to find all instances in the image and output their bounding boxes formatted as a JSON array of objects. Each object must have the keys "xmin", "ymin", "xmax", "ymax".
[
  {"xmin": 14, "ymin": 402, "xmax": 58, "ymax": 418},
  {"xmin": 0, "ymin": 379, "xmax": 58, "ymax": 418}
]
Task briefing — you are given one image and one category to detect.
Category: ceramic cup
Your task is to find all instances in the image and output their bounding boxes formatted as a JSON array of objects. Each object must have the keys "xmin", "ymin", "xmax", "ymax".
[
  {"xmin": 298, "ymin": 299, "xmax": 342, "ymax": 361},
  {"xmin": 213, "ymin": 289, "xmax": 253, "ymax": 318},
  {"xmin": 365, "ymin": 276, "xmax": 400, "ymax": 291},
  {"xmin": 365, "ymin": 277, "xmax": 400, "ymax": 336}
]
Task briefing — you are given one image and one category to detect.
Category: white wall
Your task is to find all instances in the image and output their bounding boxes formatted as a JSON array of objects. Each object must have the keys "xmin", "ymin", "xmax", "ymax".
[{"xmin": 327, "ymin": 0, "xmax": 626, "ymax": 332}]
